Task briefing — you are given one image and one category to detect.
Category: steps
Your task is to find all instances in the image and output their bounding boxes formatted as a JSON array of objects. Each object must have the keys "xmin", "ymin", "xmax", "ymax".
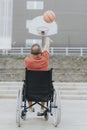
[
  {"xmin": 0, "ymin": 82, "xmax": 22, "ymax": 98},
  {"xmin": 0, "ymin": 82, "xmax": 87, "ymax": 100},
  {"xmin": 54, "ymin": 82, "xmax": 87, "ymax": 100}
]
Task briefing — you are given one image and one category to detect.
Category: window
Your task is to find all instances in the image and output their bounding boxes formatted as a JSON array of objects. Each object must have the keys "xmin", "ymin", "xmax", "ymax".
[
  {"xmin": 26, "ymin": 20, "xmax": 31, "ymax": 28},
  {"xmin": 26, "ymin": 1, "xmax": 44, "ymax": 10}
]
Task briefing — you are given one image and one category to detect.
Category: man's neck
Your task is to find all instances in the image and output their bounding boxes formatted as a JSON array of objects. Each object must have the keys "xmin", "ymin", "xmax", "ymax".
[{"xmin": 32, "ymin": 54, "xmax": 41, "ymax": 57}]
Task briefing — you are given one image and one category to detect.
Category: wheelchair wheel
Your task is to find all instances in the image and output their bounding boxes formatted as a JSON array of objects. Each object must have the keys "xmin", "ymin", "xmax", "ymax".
[
  {"xmin": 21, "ymin": 110, "xmax": 26, "ymax": 120},
  {"xmin": 16, "ymin": 88, "xmax": 22, "ymax": 127},
  {"xmin": 52, "ymin": 89, "xmax": 61, "ymax": 127},
  {"xmin": 44, "ymin": 111, "xmax": 49, "ymax": 121}
]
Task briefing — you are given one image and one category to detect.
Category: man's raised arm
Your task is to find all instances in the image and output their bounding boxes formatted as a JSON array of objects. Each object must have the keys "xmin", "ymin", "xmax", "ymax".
[{"xmin": 43, "ymin": 37, "xmax": 53, "ymax": 52}]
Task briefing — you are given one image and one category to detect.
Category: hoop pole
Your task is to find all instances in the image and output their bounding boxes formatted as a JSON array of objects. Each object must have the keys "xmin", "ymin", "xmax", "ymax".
[{"xmin": 42, "ymin": 36, "xmax": 47, "ymax": 49}]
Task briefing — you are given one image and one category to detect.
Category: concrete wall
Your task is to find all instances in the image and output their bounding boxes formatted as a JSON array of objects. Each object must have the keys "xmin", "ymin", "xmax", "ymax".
[
  {"xmin": 0, "ymin": 55, "xmax": 87, "ymax": 82},
  {"xmin": 12, "ymin": 0, "xmax": 87, "ymax": 47}
]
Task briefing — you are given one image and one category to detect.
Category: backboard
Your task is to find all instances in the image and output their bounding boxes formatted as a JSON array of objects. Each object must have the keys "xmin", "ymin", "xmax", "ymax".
[{"xmin": 27, "ymin": 16, "xmax": 58, "ymax": 36}]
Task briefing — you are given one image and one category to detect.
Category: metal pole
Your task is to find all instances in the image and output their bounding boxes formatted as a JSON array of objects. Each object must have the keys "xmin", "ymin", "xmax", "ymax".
[{"xmin": 42, "ymin": 36, "xmax": 45, "ymax": 49}]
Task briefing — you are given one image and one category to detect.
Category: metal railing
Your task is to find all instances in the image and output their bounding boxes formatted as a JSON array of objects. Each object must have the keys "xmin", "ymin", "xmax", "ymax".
[{"xmin": 0, "ymin": 47, "xmax": 87, "ymax": 56}]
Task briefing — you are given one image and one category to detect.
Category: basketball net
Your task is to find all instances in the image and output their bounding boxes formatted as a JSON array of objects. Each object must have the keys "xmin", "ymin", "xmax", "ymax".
[{"xmin": 37, "ymin": 26, "xmax": 49, "ymax": 36}]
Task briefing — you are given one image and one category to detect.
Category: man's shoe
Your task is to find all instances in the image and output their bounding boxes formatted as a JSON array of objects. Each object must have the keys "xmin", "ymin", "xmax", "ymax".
[{"xmin": 37, "ymin": 109, "xmax": 44, "ymax": 116}]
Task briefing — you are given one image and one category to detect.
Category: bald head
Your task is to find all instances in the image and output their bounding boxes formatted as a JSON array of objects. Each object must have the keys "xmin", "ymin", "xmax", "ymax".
[{"xmin": 31, "ymin": 44, "xmax": 41, "ymax": 55}]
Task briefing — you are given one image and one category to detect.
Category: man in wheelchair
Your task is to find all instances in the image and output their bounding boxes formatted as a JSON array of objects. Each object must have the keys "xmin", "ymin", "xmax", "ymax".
[
  {"xmin": 24, "ymin": 37, "xmax": 52, "ymax": 114},
  {"xmin": 16, "ymin": 37, "xmax": 61, "ymax": 127}
]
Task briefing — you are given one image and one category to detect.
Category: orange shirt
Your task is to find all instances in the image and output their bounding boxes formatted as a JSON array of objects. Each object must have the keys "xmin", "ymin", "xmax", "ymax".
[{"xmin": 24, "ymin": 51, "xmax": 49, "ymax": 70}]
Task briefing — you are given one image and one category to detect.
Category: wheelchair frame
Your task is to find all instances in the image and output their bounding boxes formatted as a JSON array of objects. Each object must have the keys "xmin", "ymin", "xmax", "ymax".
[{"xmin": 16, "ymin": 68, "xmax": 61, "ymax": 127}]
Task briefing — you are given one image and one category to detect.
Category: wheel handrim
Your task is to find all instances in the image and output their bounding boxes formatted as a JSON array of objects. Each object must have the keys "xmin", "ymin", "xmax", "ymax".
[
  {"xmin": 16, "ymin": 88, "xmax": 22, "ymax": 127},
  {"xmin": 52, "ymin": 89, "xmax": 61, "ymax": 126}
]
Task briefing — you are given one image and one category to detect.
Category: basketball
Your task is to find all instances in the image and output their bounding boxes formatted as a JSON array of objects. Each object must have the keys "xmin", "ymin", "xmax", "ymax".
[{"xmin": 43, "ymin": 10, "xmax": 56, "ymax": 23}]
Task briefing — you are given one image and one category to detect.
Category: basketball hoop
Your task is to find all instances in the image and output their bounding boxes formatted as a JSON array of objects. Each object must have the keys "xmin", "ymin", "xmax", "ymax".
[
  {"xmin": 27, "ymin": 16, "xmax": 57, "ymax": 36},
  {"xmin": 37, "ymin": 26, "xmax": 49, "ymax": 36}
]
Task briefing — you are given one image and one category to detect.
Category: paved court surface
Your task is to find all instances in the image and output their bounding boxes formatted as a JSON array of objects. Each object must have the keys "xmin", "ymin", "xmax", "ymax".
[{"xmin": 0, "ymin": 99, "xmax": 87, "ymax": 130}]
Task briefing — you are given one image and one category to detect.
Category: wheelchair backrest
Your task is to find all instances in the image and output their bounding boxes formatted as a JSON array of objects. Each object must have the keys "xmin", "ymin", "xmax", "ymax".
[{"xmin": 25, "ymin": 68, "xmax": 53, "ymax": 93}]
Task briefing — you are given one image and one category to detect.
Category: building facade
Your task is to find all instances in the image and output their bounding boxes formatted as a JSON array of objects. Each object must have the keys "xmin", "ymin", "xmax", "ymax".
[{"xmin": 12, "ymin": 0, "xmax": 87, "ymax": 47}]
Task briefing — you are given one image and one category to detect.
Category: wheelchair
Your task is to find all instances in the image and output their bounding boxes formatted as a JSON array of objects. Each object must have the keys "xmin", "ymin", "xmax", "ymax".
[{"xmin": 16, "ymin": 68, "xmax": 61, "ymax": 127}]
